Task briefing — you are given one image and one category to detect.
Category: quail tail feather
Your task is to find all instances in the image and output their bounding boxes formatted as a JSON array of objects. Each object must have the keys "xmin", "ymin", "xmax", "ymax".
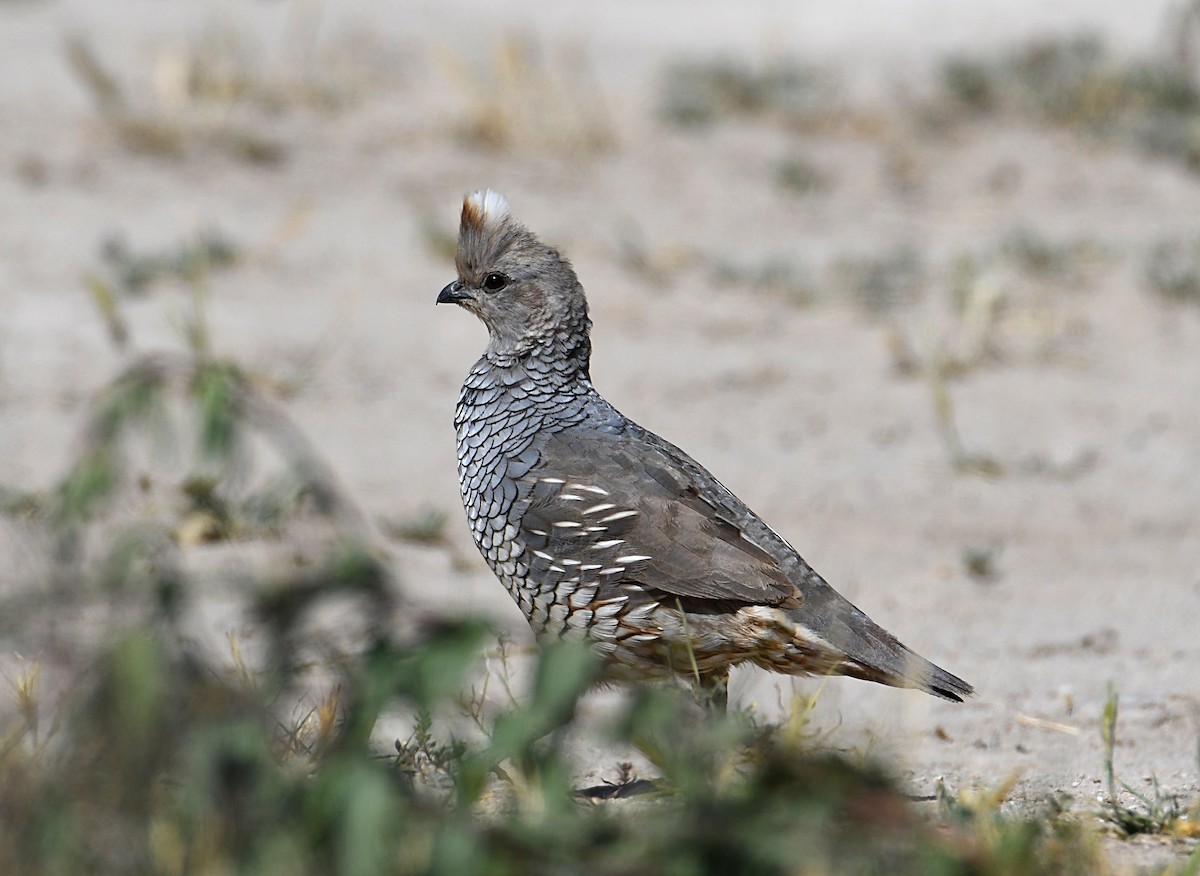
[{"xmin": 787, "ymin": 594, "xmax": 973, "ymax": 702}]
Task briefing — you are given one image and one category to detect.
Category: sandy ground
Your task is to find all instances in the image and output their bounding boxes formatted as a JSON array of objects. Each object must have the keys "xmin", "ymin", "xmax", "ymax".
[{"xmin": 2, "ymin": 0, "xmax": 1199, "ymax": 869}]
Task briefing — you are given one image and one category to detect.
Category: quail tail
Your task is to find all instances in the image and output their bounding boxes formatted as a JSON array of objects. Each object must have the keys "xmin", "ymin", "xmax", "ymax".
[{"xmin": 787, "ymin": 589, "xmax": 973, "ymax": 703}]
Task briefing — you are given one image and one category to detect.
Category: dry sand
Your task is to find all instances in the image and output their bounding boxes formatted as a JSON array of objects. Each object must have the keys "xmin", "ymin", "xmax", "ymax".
[{"xmin": 1, "ymin": 0, "xmax": 1198, "ymax": 869}]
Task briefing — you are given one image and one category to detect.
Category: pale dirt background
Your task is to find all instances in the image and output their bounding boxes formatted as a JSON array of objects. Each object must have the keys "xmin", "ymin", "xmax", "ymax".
[{"xmin": 2, "ymin": 0, "xmax": 1199, "ymax": 869}]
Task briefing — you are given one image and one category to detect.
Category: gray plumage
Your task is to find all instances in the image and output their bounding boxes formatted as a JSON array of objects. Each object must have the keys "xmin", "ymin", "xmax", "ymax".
[{"xmin": 437, "ymin": 190, "xmax": 972, "ymax": 704}]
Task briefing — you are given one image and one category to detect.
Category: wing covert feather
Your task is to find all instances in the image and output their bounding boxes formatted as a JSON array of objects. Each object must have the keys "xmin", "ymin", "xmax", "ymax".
[{"xmin": 516, "ymin": 424, "xmax": 799, "ymax": 605}]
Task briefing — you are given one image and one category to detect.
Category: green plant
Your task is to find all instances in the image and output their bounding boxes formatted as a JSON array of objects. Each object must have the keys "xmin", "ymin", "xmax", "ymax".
[{"xmin": 1099, "ymin": 685, "xmax": 1192, "ymax": 838}]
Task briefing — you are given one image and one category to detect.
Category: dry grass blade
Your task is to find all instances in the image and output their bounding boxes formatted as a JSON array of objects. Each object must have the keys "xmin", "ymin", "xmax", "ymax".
[
  {"xmin": 439, "ymin": 35, "xmax": 615, "ymax": 153},
  {"xmin": 64, "ymin": 33, "xmax": 124, "ymax": 111},
  {"xmin": 1016, "ymin": 713, "xmax": 1081, "ymax": 736},
  {"xmin": 66, "ymin": 34, "xmax": 186, "ymax": 156}
]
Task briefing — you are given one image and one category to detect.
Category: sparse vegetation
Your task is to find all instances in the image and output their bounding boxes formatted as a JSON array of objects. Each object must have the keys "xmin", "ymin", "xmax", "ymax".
[
  {"xmin": 930, "ymin": 369, "xmax": 1005, "ymax": 478},
  {"xmin": 380, "ymin": 506, "xmax": 450, "ymax": 545},
  {"xmin": 877, "ymin": 242, "xmax": 1108, "ymax": 479},
  {"xmin": 831, "ymin": 246, "xmax": 926, "ymax": 314},
  {"xmin": 610, "ymin": 220, "xmax": 696, "ymax": 290},
  {"xmin": 962, "ymin": 544, "xmax": 1002, "ymax": 581},
  {"xmin": 439, "ymin": 35, "xmax": 614, "ymax": 154},
  {"xmin": 1144, "ymin": 237, "xmax": 1200, "ymax": 304},
  {"xmin": 775, "ymin": 154, "xmax": 829, "ymax": 196},
  {"xmin": 95, "ymin": 229, "xmax": 241, "ymax": 297},
  {"xmin": 709, "ymin": 255, "xmax": 816, "ymax": 307},
  {"xmin": 659, "ymin": 57, "xmax": 840, "ymax": 129},
  {"xmin": 63, "ymin": 9, "xmax": 395, "ymax": 164},
  {"xmin": 66, "ymin": 33, "xmax": 283, "ymax": 163},
  {"xmin": 1000, "ymin": 227, "xmax": 1102, "ymax": 279},
  {"xmin": 1100, "ymin": 686, "xmax": 1199, "ymax": 840},
  {"xmin": 939, "ymin": 30, "xmax": 1200, "ymax": 172}
]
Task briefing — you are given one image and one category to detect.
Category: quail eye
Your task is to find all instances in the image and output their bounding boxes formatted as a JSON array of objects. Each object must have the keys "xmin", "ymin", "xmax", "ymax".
[{"xmin": 481, "ymin": 272, "xmax": 509, "ymax": 292}]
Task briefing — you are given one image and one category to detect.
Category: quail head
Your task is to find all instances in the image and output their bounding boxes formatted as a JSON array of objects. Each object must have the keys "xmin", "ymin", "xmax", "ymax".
[{"xmin": 437, "ymin": 189, "xmax": 972, "ymax": 708}]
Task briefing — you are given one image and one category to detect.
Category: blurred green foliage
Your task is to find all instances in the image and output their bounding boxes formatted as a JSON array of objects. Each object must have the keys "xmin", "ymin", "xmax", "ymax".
[{"xmin": 0, "ymin": 606, "xmax": 1127, "ymax": 875}]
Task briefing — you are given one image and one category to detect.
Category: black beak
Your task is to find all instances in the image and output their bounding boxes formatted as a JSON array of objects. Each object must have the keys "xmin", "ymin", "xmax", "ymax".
[{"xmin": 437, "ymin": 279, "xmax": 472, "ymax": 305}]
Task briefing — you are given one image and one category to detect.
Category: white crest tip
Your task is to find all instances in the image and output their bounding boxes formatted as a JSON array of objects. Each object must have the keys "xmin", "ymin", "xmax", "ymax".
[{"xmin": 463, "ymin": 189, "xmax": 510, "ymax": 229}]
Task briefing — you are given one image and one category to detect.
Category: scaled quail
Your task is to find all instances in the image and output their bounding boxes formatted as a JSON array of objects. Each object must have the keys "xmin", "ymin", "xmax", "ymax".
[{"xmin": 437, "ymin": 190, "xmax": 972, "ymax": 708}]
